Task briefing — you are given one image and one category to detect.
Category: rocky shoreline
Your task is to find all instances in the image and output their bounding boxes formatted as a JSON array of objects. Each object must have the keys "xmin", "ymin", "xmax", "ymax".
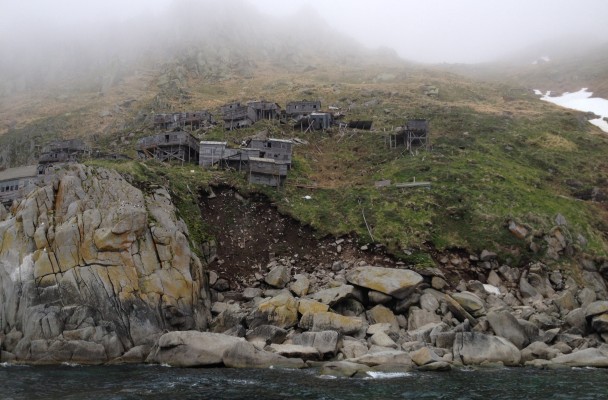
[
  {"xmin": 1, "ymin": 164, "xmax": 608, "ymax": 375},
  {"xmin": 144, "ymin": 254, "xmax": 608, "ymax": 376}
]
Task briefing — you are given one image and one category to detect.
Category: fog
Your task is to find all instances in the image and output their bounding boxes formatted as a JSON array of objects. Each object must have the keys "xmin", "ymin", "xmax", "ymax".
[{"xmin": 1, "ymin": 0, "xmax": 607, "ymax": 91}]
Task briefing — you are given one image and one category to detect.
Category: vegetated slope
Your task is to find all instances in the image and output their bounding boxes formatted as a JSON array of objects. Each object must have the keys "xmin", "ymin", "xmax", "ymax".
[{"xmin": 1, "ymin": 4, "xmax": 607, "ymax": 268}]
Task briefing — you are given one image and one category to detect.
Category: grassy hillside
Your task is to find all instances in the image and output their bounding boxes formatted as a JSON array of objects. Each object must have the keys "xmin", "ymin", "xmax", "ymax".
[
  {"xmin": 50, "ymin": 58, "xmax": 606, "ymax": 269},
  {"xmin": 2, "ymin": 31, "xmax": 608, "ymax": 268}
]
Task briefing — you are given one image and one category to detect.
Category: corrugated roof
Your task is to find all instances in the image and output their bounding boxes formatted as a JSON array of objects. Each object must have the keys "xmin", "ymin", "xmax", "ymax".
[{"xmin": 0, "ymin": 165, "xmax": 38, "ymax": 182}]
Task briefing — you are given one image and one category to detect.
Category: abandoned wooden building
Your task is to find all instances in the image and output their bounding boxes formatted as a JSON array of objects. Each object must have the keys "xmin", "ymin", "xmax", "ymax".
[
  {"xmin": 153, "ymin": 111, "xmax": 215, "ymax": 131},
  {"xmin": 0, "ymin": 165, "xmax": 40, "ymax": 206},
  {"xmin": 247, "ymin": 101, "xmax": 281, "ymax": 122},
  {"xmin": 137, "ymin": 132, "xmax": 199, "ymax": 164},
  {"xmin": 221, "ymin": 102, "xmax": 252, "ymax": 131},
  {"xmin": 388, "ymin": 119, "xmax": 430, "ymax": 150},
  {"xmin": 285, "ymin": 100, "xmax": 322, "ymax": 117},
  {"xmin": 247, "ymin": 157, "xmax": 288, "ymax": 187},
  {"xmin": 248, "ymin": 138, "xmax": 293, "ymax": 167},
  {"xmin": 200, "ymin": 138, "xmax": 293, "ymax": 186},
  {"xmin": 38, "ymin": 139, "xmax": 91, "ymax": 166}
]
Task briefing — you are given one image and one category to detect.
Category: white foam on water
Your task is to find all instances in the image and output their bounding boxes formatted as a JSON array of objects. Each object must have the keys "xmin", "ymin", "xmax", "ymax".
[
  {"xmin": 537, "ymin": 88, "xmax": 608, "ymax": 133},
  {"xmin": 61, "ymin": 362, "xmax": 81, "ymax": 367},
  {"xmin": 365, "ymin": 371, "xmax": 412, "ymax": 379},
  {"xmin": 317, "ymin": 375, "xmax": 338, "ymax": 379}
]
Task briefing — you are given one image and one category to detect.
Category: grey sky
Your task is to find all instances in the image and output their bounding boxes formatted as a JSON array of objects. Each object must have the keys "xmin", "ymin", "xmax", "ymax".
[{"xmin": 1, "ymin": 0, "xmax": 608, "ymax": 63}]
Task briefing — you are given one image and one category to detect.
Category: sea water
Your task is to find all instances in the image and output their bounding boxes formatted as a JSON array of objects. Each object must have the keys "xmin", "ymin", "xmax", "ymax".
[{"xmin": 1, "ymin": 364, "xmax": 608, "ymax": 399}]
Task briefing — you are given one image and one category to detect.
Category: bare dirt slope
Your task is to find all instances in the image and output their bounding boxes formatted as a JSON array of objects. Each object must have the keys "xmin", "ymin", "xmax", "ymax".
[{"xmin": 200, "ymin": 186, "xmax": 397, "ymax": 289}]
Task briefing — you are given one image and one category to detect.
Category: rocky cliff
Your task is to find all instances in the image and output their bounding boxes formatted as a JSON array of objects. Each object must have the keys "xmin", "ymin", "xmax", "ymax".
[{"xmin": 0, "ymin": 164, "xmax": 211, "ymax": 364}]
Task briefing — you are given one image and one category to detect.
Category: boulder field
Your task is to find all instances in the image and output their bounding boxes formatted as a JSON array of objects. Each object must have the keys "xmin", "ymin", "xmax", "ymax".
[
  {"xmin": 2, "ymin": 164, "xmax": 608, "ymax": 374},
  {"xmin": 198, "ymin": 254, "xmax": 608, "ymax": 374}
]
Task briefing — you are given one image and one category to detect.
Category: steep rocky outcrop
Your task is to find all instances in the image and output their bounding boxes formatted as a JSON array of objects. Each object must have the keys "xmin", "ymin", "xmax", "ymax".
[{"xmin": 0, "ymin": 164, "xmax": 211, "ymax": 364}]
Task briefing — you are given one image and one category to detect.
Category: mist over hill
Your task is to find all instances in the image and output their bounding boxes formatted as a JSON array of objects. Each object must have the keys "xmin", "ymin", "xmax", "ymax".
[
  {"xmin": 0, "ymin": 0, "xmax": 402, "ymax": 97},
  {"xmin": 433, "ymin": 38, "xmax": 608, "ymax": 98}
]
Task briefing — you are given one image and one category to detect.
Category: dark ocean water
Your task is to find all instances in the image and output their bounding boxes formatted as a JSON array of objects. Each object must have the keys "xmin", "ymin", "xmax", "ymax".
[{"xmin": 1, "ymin": 363, "xmax": 608, "ymax": 400}]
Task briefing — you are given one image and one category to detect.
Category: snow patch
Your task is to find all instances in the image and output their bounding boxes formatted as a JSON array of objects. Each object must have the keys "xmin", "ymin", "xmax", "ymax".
[{"xmin": 536, "ymin": 88, "xmax": 608, "ymax": 133}]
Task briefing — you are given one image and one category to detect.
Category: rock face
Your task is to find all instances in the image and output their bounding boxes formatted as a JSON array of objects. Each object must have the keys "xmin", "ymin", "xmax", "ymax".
[
  {"xmin": 0, "ymin": 165, "xmax": 211, "ymax": 363},
  {"xmin": 346, "ymin": 266, "xmax": 423, "ymax": 299}
]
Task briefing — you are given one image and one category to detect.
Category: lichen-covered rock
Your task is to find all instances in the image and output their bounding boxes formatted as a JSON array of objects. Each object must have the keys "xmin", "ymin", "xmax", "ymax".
[
  {"xmin": 346, "ymin": 266, "xmax": 423, "ymax": 299},
  {"xmin": 306, "ymin": 285, "xmax": 357, "ymax": 306},
  {"xmin": 246, "ymin": 291, "xmax": 298, "ymax": 329},
  {"xmin": 0, "ymin": 165, "xmax": 211, "ymax": 364},
  {"xmin": 451, "ymin": 291, "xmax": 486, "ymax": 317},
  {"xmin": 311, "ymin": 312, "xmax": 364, "ymax": 336}
]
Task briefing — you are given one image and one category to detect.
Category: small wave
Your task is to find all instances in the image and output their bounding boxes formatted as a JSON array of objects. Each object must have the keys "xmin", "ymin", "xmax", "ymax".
[
  {"xmin": 227, "ymin": 379, "xmax": 256, "ymax": 385},
  {"xmin": 160, "ymin": 363, "xmax": 172, "ymax": 368},
  {"xmin": 61, "ymin": 362, "xmax": 81, "ymax": 367},
  {"xmin": 365, "ymin": 371, "xmax": 411, "ymax": 379},
  {"xmin": 317, "ymin": 375, "xmax": 338, "ymax": 380}
]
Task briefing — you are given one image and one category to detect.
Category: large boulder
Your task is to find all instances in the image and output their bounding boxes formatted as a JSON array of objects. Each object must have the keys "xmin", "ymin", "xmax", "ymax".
[
  {"xmin": 551, "ymin": 348, "xmax": 608, "ymax": 368},
  {"xmin": 451, "ymin": 291, "xmax": 486, "ymax": 317},
  {"xmin": 0, "ymin": 165, "xmax": 211, "ymax": 364},
  {"xmin": 222, "ymin": 341, "xmax": 306, "ymax": 369},
  {"xmin": 246, "ymin": 291, "xmax": 298, "ymax": 329},
  {"xmin": 147, "ymin": 331, "xmax": 243, "ymax": 367},
  {"xmin": 350, "ymin": 350, "xmax": 412, "ymax": 366},
  {"xmin": 585, "ymin": 301, "xmax": 608, "ymax": 320},
  {"xmin": 310, "ymin": 312, "xmax": 365, "ymax": 336},
  {"xmin": 486, "ymin": 310, "xmax": 530, "ymax": 349},
  {"xmin": 291, "ymin": 331, "xmax": 341, "ymax": 358},
  {"xmin": 346, "ymin": 266, "xmax": 423, "ymax": 299},
  {"xmin": 306, "ymin": 285, "xmax": 357, "ymax": 306},
  {"xmin": 265, "ymin": 264, "xmax": 291, "ymax": 288},
  {"xmin": 453, "ymin": 332, "xmax": 521, "ymax": 366},
  {"xmin": 366, "ymin": 305, "xmax": 399, "ymax": 331}
]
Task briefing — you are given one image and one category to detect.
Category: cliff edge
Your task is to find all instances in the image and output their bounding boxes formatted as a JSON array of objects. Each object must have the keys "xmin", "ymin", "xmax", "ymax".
[{"xmin": 0, "ymin": 164, "xmax": 211, "ymax": 364}]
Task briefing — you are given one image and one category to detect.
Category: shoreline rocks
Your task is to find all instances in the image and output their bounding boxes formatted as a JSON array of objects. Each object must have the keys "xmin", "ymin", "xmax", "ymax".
[{"xmin": 3, "ymin": 170, "xmax": 608, "ymax": 373}]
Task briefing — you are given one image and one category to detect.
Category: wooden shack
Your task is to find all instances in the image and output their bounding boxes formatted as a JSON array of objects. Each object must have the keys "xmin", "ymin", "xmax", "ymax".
[
  {"xmin": 153, "ymin": 111, "xmax": 215, "ymax": 131},
  {"xmin": 248, "ymin": 157, "xmax": 288, "ymax": 187},
  {"xmin": 248, "ymin": 138, "xmax": 293, "ymax": 167},
  {"xmin": 137, "ymin": 132, "xmax": 199, "ymax": 164},
  {"xmin": 247, "ymin": 101, "xmax": 281, "ymax": 122},
  {"xmin": 199, "ymin": 141, "xmax": 227, "ymax": 167},
  {"xmin": 38, "ymin": 139, "xmax": 91, "ymax": 165},
  {"xmin": 285, "ymin": 100, "xmax": 321, "ymax": 117},
  {"xmin": 0, "ymin": 165, "xmax": 40, "ymax": 206},
  {"xmin": 388, "ymin": 119, "xmax": 429, "ymax": 150},
  {"xmin": 221, "ymin": 102, "xmax": 252, "ymax": 130}
]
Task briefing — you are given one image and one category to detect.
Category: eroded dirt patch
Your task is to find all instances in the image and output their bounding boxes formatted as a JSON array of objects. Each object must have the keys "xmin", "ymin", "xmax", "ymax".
[{"xmin": 199, "ymin": 186, "xmax": 397, "ymax": 289}]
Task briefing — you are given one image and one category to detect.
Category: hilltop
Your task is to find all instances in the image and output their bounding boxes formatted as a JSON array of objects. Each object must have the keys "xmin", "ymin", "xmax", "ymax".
[{"xmin": 1, "ymin": 2, "xmax": 607, "ymax": 274}]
